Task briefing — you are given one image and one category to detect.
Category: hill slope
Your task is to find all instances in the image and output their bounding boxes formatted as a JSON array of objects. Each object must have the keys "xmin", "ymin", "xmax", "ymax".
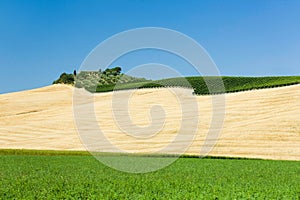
[{"xmin": 0, "ymin": 84, "xmax": 299, "ymax": 160}]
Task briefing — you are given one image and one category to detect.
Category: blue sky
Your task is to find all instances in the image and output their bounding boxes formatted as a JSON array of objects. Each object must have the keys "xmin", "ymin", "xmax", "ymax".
[{"xmin": 0, "ymin": 0, "xmax": 299, "ymax": 93}]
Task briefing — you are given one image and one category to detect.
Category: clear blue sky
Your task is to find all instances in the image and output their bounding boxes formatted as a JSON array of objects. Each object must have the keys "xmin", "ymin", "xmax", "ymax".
[{"xmin": 0, "ymin": 0, "xmax": 299, "ymax": 93}]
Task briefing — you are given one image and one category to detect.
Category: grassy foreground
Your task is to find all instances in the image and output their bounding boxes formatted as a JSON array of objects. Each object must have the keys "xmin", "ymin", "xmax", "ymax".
[
  {"xmin": 1, "ymin": 150, "xmax": 299, "ymax": 199},
  {"xmin": 96, "ymin": 76, "xmax": 300, "ymax": 95}
]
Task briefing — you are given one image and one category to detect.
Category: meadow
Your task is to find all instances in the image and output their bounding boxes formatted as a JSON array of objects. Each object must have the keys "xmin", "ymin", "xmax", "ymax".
[{"xmin": 1, "ymin": 150, "xmax": 299, "ymax": 199}]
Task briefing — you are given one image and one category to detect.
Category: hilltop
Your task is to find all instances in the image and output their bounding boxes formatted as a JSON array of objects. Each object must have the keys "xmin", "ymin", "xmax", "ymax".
[{"xmin": 53, "ymin": 68, "xmax": 300, "ymax": 94}]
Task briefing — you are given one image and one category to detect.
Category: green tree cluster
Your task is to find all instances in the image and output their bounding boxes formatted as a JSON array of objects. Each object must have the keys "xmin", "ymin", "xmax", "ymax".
[
  {"xmin": 53, "ymin": 67, "xmax": 148, "ymax": 91},
  {"xmin": 52, "ymin": 73, "xmax": 74, "ymax": 85}
]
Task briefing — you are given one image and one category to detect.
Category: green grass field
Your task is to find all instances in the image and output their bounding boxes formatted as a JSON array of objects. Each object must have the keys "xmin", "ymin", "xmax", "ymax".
[
  {"xmin": 1, "ymin": 150, "xmax": 299, "ymax": 199},
  {"xmin": 96, "ymin": 76, "xmax": 300, "ymax": 95}
]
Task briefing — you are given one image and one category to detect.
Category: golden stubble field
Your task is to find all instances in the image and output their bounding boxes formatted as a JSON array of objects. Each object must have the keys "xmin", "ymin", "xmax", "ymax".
[{"xmin": 1, "ymin": 84, "xmax": 299, "ymax": 160}]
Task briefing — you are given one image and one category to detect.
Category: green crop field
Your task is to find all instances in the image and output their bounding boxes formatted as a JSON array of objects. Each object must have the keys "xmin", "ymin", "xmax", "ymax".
[
  {"xmin": 96, "ymin": 76, "xmax": 300, "ymax": 95},
  {"xmin": 1, "ymin": 150, "xmax": 299, "ymax": 199}
]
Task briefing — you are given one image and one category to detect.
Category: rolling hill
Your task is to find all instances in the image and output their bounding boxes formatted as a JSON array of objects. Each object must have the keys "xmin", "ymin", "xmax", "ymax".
[{"xmin": 1, "ymin": 82, "xmax": 299, "ymax": 160}]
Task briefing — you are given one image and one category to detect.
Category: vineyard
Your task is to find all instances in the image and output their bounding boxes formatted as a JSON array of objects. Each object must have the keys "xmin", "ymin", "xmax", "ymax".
[{"xmin": 96, "ymin": 76, "xmax": 300, "ymax": 94}]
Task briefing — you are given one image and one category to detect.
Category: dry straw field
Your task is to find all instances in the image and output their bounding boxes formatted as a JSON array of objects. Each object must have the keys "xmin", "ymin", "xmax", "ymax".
[{"xmin": 1, "ymin": 84, "xmax": 299, "ymax": 160}]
